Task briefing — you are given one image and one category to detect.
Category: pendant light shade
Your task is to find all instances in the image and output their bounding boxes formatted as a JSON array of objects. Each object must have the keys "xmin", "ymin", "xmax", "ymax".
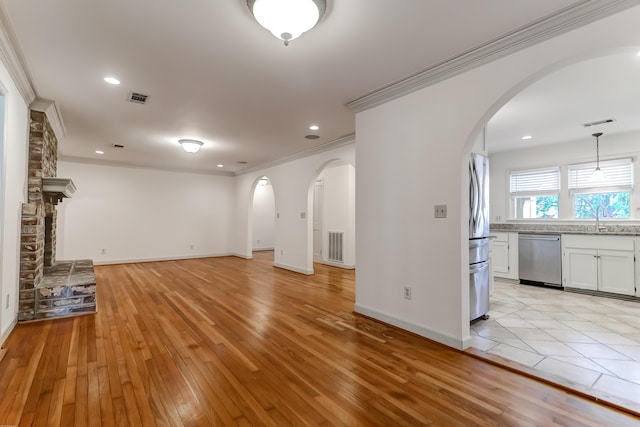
[{"xmin": 248, "ymin": 0, "xmax": 326, "ymax": 46}]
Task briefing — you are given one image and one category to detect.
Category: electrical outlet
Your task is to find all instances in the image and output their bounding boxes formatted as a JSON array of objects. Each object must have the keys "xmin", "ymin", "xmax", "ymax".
[
  {"xmin": 190, "ymin": 244, "xmax": 194, "ymax": 250},
  {"xmin": 403, "ymin": 286, "xmax": 412, "ymax": 300},
  {"xmin": 300, "ymin": 212, "xmax": 306, "ymax": 219},
  {"xmin": 434, "ymin": 205, "xmax": 447, "ymax": 218},
  {"xmin": 100, "ymin": 248, "xmax": 106, "ymax": 255},
  {"xmin": 257, "ymin": 239, "xmax": 260, "ymax": 244}
]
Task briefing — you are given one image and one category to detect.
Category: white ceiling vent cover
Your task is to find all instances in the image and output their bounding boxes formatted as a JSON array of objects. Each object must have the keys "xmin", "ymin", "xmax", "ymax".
[
  {"xmin": 128, "ymin": 92, "xmax": 149, "ymax": 104},
  {"xmin": 583, "ymin": 118, "xmax": 615, "ymax": 127}
]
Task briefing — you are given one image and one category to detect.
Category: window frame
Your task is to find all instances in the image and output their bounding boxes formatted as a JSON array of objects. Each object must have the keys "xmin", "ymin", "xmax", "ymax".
[{"xmin": 508, "ymin": 167, "xmax": 561, "ymax": 220}]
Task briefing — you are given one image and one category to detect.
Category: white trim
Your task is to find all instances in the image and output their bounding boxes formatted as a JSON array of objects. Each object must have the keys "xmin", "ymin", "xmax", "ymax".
[
  {"xmin": 315, "ymin": 260, "xmax": 355, "ymax": 270},
  {"xmin": 273, "ymin": 262, "xmax": 314, "ymax": 275},
  {"xmin": 238, "ymin": 134, "xmax": 355, "ymax": 176},
  {"xmin": 233, "ymin": 252, "xmax": 253, "ymax": 260},
  {"xmin": 58, "ymin": 155, "xmax": 235, "ymax": 177},
  {"xmin": 30, "ymin": 98, "xmax": 67, "ymax": 140},
  {"xmin": 252, "ymin": 247, "xmax": 275, "ymax": 252},
  {"xmin": 354, "ymin": 303, "xmax": 467, "ymax": 350},
  {"xmin": 90, "ymin": 252, "xmax": 237, "ymax": 265},
  {"xmin": 0, "ymin": 1, "xmax": 36, "ymax": 105},
  {"xmin": 0, "ymin": 318, "xmax": 17, "ymax": 347},
  {"xmin": 347, "ymin": 0, "xmax": 640, "ymax": 112}
]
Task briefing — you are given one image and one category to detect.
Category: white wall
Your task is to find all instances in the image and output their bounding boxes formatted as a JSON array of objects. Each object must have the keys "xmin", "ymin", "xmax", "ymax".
[
  {"xmin": 0, "ymin": 69, "xmax": 29, "ymax": 342},
  {"xmin": 252, "ymin": 180, "xmax": 275, "ymax": 250},
  {"xmin": 57, "ymin": 161, "xmax": 236, "ymax": 264},
  {"xmin": 234, "ymin": 142, "xmax": 355, "ymax": 274},
  {"xmin": 490, "ymin": 130, "xmax": 640, "ymax": 223},
  {"xmin": 318, "ymin": 162, "xmax": 356, "ymax": 267},
  {"xmin": 354, "ymin": 7, "xmax": 640, "ymax": 350}
]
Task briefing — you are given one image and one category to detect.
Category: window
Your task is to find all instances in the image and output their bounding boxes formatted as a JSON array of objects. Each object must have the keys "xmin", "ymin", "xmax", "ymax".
[
  {"xmin": 568, "ymin": 158, "xmax": 633, "ymax": 219},
  {"xmin": 509, "ymin": 168, "xmax": 560, "ymax": 219}
]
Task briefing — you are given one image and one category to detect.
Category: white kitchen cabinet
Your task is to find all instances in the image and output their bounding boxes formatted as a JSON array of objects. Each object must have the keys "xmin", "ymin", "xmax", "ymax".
[
  {"xmin": 562, "ymin": 235, "xmax": 635, "ymax": 296},
  {"xmin": 490, "ymin": 232, "xmax": 518, "ymax": 280}
]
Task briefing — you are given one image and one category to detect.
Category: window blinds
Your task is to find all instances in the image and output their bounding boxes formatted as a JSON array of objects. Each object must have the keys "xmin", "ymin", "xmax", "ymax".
[
  {"xmin": 568, "ymin": 158, "xmax": 633, "ymax": 191},
  {"xmin": 510, "ymin": 168, "xmax": 560, "ymax": 195}
]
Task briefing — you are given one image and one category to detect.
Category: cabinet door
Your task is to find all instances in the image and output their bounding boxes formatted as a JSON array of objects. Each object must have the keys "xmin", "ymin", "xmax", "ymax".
[
  {"xmin": 598, "ymin": 250, "xmax": 635, "ymax": 295},
  {"xmin": 564, "ymin": 248, "xmax": 598, "ymax": 290},
  {"xmin": 491, "ymin": 241, "xmax": 510, "ymax": 276}
]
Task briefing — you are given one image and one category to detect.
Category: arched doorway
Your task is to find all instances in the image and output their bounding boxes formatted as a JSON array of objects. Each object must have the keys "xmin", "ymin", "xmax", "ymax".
[
  {"xmin": 309, "ymin": 160, "xmax": 356, "ymax": 270},
  {"xmin": 251, "ymin": 176, "xmax": 275, "ymax": 260}
]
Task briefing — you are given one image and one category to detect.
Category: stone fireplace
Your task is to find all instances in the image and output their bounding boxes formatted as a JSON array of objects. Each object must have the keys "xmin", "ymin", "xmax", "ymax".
[{"xmin": 18, "ymin": 109, "xmax": 97, "ymax": 321}]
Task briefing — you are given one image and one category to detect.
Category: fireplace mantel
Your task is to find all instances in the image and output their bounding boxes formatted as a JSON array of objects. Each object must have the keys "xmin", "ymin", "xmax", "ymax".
[{"xmin": 42, "ymin": 177, "xmax": 76, "ymax": 204}]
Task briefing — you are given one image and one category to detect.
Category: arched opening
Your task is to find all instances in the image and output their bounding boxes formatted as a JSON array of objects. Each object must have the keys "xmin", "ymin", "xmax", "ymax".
[
  {"xmin": 308, "ymin": 160, "xmax": 356, "ymax": 272},
  {"xmin": 462, "ymin": 48, "xmax": 640, "ymax": 406},
  {"xmin": 251, "ymin": 176, "xmax": 275, "ymax": 262}
]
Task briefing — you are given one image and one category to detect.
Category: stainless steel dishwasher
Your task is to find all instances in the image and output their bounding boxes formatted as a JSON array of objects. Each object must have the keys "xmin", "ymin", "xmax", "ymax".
[{"xmin": 518, "ymin": 234, "xmax": 562, "ymax": 287}]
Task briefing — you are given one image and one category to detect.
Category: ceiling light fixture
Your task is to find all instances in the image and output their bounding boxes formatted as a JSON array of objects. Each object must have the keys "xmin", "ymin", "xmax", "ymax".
[
  {"xmin": 521, "ymin": 135, "xmax": 532, "ymax": 140},
  {"xmin": 247, "ymin": 0, "xmax": 326, "ymax": 46},
  {"xmin": 217, "ymin": 164, "xmax": 224, "ymax": 168},
  {"xmin": 179, "ymin": 139, "xmax": 204, "ymax": 153},
  {"xmin": 309, "ymin": 125, "xmax": 319, "ymax": 131},
  {"xmin": 590, "ymin": 132, "xmax": 607, "ymax": 181},
  {"xmin": 258, "ymin": 177, "xmax": 269, "ymax": 186},
  {"xmin": 104, "ymin": 77, "xmax": 120, "ymax": 85},
  {"xmin": 95, "ymin": 150, "xmax": 104, "ymax": 154}
]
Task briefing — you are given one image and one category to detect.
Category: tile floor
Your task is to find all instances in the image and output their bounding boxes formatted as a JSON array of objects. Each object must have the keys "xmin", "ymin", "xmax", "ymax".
[{"xmin": 471, "ymin": 279, "xmax": 640, "ymax": 407}]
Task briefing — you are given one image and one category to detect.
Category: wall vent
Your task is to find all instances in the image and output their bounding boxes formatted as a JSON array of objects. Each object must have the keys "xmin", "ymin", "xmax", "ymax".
[
  {"xmin": 583, "ymin": 118, "xmax": 615, "ymax": 127},
  {"xmin": 328, "ymin": 231, "xmax": 344, "ymax": 263},
  {"xmin": 128, "ymin": 92, "xmax": 149, "ymax": 104}
]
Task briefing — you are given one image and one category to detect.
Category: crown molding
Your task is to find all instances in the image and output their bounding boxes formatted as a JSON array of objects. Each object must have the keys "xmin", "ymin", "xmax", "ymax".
[
  {"xmin": 58, "ymin": 155, "xmax": 235, "ymax": 177},
  {"xmin": 0, "ymin": 1, "xmax": 36, "ymax": 105},
  {"xmin": 30, "ymin": 97, "xmax": 67, "ymax": 140},
  {"xmin": 347, "ymin": 0, "xmax": 640, "ymax": 113},
  {"xmin": 236, "ymin": 133, "xmax": 355, "ymax": 176}
]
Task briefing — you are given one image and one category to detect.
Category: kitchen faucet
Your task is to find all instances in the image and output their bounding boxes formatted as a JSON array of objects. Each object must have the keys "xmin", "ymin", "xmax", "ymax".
[{"xmin": 596, "ymin": 204, "xmax": 607, "ymax": 232}]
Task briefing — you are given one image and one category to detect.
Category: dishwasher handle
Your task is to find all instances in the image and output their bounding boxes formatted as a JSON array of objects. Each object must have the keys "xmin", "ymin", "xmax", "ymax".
[{"xmin": 519, "ymin": 235, "xmax": 560, "ymax": 241}]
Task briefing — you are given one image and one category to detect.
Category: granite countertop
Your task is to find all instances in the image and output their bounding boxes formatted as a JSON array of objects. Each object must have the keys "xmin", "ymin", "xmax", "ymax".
[{"xmin": 490, "ymin": 223, "xmax": 640, "ymax": 236}]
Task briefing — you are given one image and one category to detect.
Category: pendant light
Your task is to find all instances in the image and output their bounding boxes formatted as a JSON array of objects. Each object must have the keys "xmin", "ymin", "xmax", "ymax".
[
  {"xmin": 247, "ymin": 0, "xmax": 326, "ymax": 46},
  {"xmin": 590, "ymin": 132, "xmax": 607, "ymax": 181}
]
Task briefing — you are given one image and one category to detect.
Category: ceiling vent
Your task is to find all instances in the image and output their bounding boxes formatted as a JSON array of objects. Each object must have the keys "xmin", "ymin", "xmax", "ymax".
[
  {"xmin": 113, "ymin": 144, "xmax": 124, "ymax": 148},
  {"xmin": 128, "ymin": 92, "xmax": 149, "ymax": 104},
  {"xmin": 583, "ymin": 118, "xmax": 615, "ymax": 127}
]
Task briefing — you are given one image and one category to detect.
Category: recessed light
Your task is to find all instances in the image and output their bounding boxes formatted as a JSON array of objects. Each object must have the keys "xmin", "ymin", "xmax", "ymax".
[
  {"xmin": 104, "ymin": 76, "xmax": 120, "ymax": 85},
  {"xmin": 217, "ymin": 164, "xmax": 224, "ymax": 168},
  {"xmin": 309, "ymin": 125, "xmax": 319, "ymax": 131},
  {"xmin": 95, "ymin": 150, "xmax": 104, "ymax": 154},
  {"xmin": 521, "ymin": 135, "xmax": 532, "ymax": 140}
]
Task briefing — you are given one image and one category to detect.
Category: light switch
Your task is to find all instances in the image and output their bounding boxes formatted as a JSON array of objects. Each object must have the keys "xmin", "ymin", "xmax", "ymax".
[
  {"xmin": 434, "ymin": 205, "xmax": 447, "ymax": 218},
  {"xmin": 300, "ymin": 212, "xmax": 306, "ymax": 219}
]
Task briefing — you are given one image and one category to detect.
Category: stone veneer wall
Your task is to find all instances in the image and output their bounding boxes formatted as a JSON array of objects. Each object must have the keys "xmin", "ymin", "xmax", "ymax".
[{"xmin": 19, "ymin": 110, "xmax": 58, "ymax": 321}]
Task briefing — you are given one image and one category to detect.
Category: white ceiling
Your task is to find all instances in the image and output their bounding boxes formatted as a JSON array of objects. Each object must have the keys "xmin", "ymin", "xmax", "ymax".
[
  {"xmin": 0, "ymin": 0, "xmax": 611, "ymax": 173},
  {"xmin": 487, "ymin": 50, "xmax": 640, "ymax": 153}
]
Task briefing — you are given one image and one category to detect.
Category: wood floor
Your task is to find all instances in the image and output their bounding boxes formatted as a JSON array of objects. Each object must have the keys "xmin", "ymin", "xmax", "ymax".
[{"xmin": 1, "ymin": 251, "xmax": 639, "ymax": 426}]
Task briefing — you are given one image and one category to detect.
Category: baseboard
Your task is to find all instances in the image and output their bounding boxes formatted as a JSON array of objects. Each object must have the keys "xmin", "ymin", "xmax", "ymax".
[
  {"xmin": 315, "ymin": 260, "xmax": 356, "ymax": 270},
  {"xmin": 0, "ymin": 318, "xmax": 17, "ymax": 348},
  {"xmin": 92, "ymin": 252, "xmax": 237, "ymax": 265},
  {"xmin": 252, "ymin": 247, "xmax": 274, "ymax": 252},
  {"xmin": 354, "ymin": 303, "xmax": 465, "ymax": 350},
  {"xmin": 273, "ymin": 262, "xmax": 314, "ymax": 275},
  {"xmin": 232, "ymin": 252, "xmax": 253, "ymax": 260}
]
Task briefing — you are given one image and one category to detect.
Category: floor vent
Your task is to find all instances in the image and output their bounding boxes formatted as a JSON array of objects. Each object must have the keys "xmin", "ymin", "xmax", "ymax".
[
  {"xmin": 328, "ymin": 231, "xmax": 344, "ymax": 263},
  {"xmin": 128, "ymin": 92, "xmax": 149, "ymax": 104}
]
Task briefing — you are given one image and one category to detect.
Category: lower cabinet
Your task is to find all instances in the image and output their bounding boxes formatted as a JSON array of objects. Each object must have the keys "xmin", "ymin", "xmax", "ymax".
[
  {"xmin": 562, "ymin": 235, "xmax": 636, "ymax": 296},
  {"xmin": 490, "ymin": 232, "xmax": 518, "ymax": 280}
]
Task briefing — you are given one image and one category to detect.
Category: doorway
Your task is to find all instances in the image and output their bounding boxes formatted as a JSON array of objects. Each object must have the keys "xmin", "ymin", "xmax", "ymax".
[{"xmin": 252, "ymin": 176, "xmax": 275, "ymax": 257}]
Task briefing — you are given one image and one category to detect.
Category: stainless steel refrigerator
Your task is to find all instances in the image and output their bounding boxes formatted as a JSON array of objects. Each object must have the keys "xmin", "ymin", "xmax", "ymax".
[{"xmin": 469, "ymin": 153, "xmax": 490, "ymax": 321}]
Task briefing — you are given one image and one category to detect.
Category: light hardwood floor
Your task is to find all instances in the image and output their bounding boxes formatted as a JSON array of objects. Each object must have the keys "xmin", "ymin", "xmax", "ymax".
[{"xmin": 1, "ymin": 251, "xmax": 639, "ymax": 426}]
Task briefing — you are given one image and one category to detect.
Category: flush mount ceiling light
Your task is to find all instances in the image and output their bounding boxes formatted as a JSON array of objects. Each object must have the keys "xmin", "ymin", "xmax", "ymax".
[
  {"xmin": 247, "ymin": 0, "xmax": 326, "ymax": 46},
  {"xmin": 179, "ymin": 139, "xmax": 204, "ymax": 153},
  {"xmin": 521, "ymin": 135, "xmax": 532, "ymax": 140},
  {"xmin": 309, "ymin": 125, "xmax": 319, "ymax": 131},
  {"xmin": 104, "ymin": 76, "xmax": 120, "ymax": 85}
]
